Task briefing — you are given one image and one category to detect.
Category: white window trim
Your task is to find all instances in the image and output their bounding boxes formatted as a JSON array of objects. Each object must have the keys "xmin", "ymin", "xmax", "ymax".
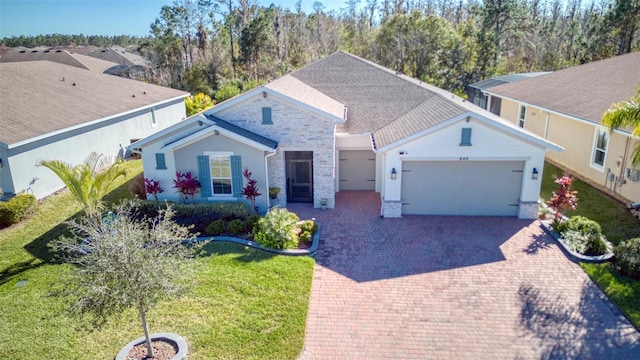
[
  {"xmin": 590, "ymin": 128, "xmax": 609, "ymax": 171},
  {"xmin": 518, "ymin": 104, "xmax": 526, "ymax": 128},
  {"xmin": 205, "ymin": 151, "xmax": 234, "ymax": 196}
]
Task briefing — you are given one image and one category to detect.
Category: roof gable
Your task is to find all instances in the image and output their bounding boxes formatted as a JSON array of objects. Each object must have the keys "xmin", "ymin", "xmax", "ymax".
[{"xmin": 486, "ymin": 52, "xmax": 640, "ymax": 124}]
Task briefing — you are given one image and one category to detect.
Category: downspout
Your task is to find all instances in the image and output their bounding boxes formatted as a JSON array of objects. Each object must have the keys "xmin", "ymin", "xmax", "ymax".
[
  {"xmin": 264, "ymin": 149, "xmax": 277, "ymax": 210},
  {"xmin": 616, "ymin": 137, "xmax": 631, "ymax": 194},
  {"xmin": 543, "ymin": 111, "xmax": 550, "ymax": 139}
]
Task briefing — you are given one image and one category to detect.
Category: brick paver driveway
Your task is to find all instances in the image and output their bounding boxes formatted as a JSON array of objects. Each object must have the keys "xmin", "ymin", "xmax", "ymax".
[{"xmin": 289, "ymin": 192, "xmax": 640, "ymax": 359}]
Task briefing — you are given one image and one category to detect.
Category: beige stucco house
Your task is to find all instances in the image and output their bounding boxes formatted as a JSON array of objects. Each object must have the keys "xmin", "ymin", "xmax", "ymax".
[
  {"xmin": 134, "ymin": 52, "xmax": 561, "ymax": 219},
  {"xmin": 485, "ymin": 52, "xmax": 640, "ymax": 203}
]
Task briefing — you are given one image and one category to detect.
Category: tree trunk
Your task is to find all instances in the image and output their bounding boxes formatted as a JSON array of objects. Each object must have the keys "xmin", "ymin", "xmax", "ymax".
[{"xmin": 138, "ymin": 304, "xmax": 154, "ymax": 358}]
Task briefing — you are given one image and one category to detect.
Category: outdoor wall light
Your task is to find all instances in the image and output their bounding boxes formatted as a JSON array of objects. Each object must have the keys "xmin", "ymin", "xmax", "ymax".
[
  {"xmin": 391, "ymin": 168, "xmax": 397, "ymax": 180},
  {"xmin": 532, "ymin": 167, "xmax": 539, "ymax": 180}
]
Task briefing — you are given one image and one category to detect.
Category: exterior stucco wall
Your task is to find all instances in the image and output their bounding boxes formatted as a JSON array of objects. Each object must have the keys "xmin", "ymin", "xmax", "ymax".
[
  {"xmin": 499, "ymin": 97, "xmax": 639, "ymax": 202},
  {"xmin": 380, "ymin": 117, "xmax": 548, "ymax": 219},
  {"xmin": 4, "ymin": 99, "xmax": 186, "ymax": 199},
  {"xmin": 214, "ymin": 93, "xmax": 337, "ymax": 208}
]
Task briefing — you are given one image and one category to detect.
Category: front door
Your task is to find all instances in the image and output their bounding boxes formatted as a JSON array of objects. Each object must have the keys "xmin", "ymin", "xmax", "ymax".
[{"xmin": 286, "ymin": 151, "xmax": 313, "ymax": 203}]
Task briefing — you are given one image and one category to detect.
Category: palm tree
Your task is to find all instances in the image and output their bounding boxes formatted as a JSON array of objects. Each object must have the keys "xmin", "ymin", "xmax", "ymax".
[
  {"xmin": 38, "ymin": 152, "xmax": 126, "ymax": 216},
  {"xmin": 602, "ymin": 88, "xmax": 640, "ymax": 167}
]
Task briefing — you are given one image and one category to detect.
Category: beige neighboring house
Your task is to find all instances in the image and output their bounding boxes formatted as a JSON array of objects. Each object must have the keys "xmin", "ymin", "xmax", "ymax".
[
  {"xmin": 0, "ymin": 60, "xmax": 189, "ymax": 200},
  {"xmin": 485, "ymin": 52, "xmax": 640, "ymax": 203}
]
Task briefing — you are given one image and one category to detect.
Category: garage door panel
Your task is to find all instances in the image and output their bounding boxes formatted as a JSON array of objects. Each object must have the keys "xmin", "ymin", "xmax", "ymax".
[
  {"xmin": 401, "ymin": 161, "xmax": 523, "ymax": 216},
  {"xmin": 339, "ymin": 150, "xmax": 376, "ymax": 191}
]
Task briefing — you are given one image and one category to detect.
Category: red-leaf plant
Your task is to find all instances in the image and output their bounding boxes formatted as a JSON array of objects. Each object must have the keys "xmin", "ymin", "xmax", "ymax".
[
  {"xmin": 242, "ymin": 168, "xmax": 261, "ymax": 213},
  {"xmin": 144, "ymin": 178, "xmax": 164, "ymax": 202},
  {"xmin": 547, "ymin": 173, "xmax": 578, "ymax": 220},
  {"xmin": 173, "ymin": 171, "xmax": 201, "ymax": 203}
]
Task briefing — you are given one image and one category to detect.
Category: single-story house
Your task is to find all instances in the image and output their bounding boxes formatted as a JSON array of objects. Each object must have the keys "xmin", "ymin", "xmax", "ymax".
[
  {"xmin": 466, "ymin": 72, "xmax": 550, "ymax": 112},
  {"xmin": 484, "ymin": 52, "xmax": 640, "ymax": 203},
  {"xmin": 0, "ymin": 60, "xmax": 189, "ymax": 200},
  {"xmin": 133, "ymin": 52, "xmax": 561, "ymax": 219}
]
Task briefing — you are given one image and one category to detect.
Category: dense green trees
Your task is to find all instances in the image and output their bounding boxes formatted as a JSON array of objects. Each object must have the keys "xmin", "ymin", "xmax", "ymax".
[{"xmin": 3, "ymin": 0, "xmax": 638, "ymax": 96}]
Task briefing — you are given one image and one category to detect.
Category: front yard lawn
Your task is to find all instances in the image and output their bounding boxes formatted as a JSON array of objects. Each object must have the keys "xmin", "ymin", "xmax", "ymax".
[
  {"xmin": 0, "ymin": 159, "xmax": 314, "ymax": 359},
  {"xmin": 541, "ymin": 162, "xmax": 640, "ymax": 328}
]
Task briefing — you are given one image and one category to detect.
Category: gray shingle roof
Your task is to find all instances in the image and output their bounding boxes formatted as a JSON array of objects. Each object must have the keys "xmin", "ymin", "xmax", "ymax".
[
  {"xmin": 289, "ymin": 51, "xmax": 469, "ymax": 148},
  {"xmin": 487, "ymin": 52, "xmax": 640, "ymax": 125},
  {"xmin": 0, "ymin": 48, "xmax": 118, "ymax": 72},
  {"xmin": 0, "ymin": 61, "xmax": 188, "ymax": 146},
  {"xmin": 206, "ymin": 115, "xmax": 278, "ymax": 149},
  {"xmin": 468, "ymin": 72, "xmax": 551, "ymax": 90}
]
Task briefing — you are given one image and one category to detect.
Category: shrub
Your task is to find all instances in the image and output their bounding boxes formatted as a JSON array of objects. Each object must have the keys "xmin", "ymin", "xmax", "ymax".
[
  {"xmin": 547, "ymin": 173, "xmax": 578, "ymax": 219},
  {"xmin": 562, "ymin": 216, "xmax": 602, "ymax": 236},
  {"xmin": 246, "ymin": 214, "xmax": 261, "ymax": 231},
  {"xmin": 129, "ymin": 174, "xmax": 147, "ymax": 200},
  {"xmin": 144, "ymin": 177, "xmax": 164, "ymax": 201},
  {"xmin": 172, "ymin": 171, "xmax": 201, "ymax": 203},
  {"xmin": 136, "ymin": 201, "xmax": 249, "ymax": 219},
  {"xmin": 614, "ymin": 238, "xmax": 640, "ymax": 279},
  {"xmin": 562, "ymin": 230, "xmax": 587, "ymax": 254},
  {"xmin": 253, "ymin": 207, "xmax": 300, "ymax": 249},
  {"xmin": 0, "ymin": 194, "xmax": 37, "ymax": 226},
  {"xmin": 585, "ymin": 234, "xmax": 609, "ymax": 256},
  {"xmin": 227, "ymin": 219, "xmax": 246, "ymax": 236},
  {"xmin": 205, "ymin": 219, "xmax": 225, "ymax": 236},
  {"xmin": 299, "ymin": 219, "xmax": 317, "ymax": 234}
]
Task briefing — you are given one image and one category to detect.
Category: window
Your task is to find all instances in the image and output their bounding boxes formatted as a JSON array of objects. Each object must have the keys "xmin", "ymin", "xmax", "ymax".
[
  {"xmin": 262, "ymin": 107, "xmax": 272, "ymax": 125},
  {"xmin": 592, "ymin": 128, "xmax": 608, "ymax": 168},
  {"xmin": 155, "ymin": 153, "xmax": 167, "ymax": 170},
  {"xmin": 460, "ymin": 128, "xmax": 472, "ymax": 146},
  {"xmin": 489, "ymin": 96, "xmax": 501, "ymax": 116},
  {"xmin": 518, "ymin": 105, "xmax": 526, "ymax": 128},
  {"xmin": 209, "ymin": 156, "xmax": 232, "ymax": 195}
]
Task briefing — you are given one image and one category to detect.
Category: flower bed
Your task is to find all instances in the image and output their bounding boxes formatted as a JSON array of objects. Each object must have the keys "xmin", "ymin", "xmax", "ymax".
[{"xmin": 541, "ymin": 219, "xmax": 614, "ymax": 263}]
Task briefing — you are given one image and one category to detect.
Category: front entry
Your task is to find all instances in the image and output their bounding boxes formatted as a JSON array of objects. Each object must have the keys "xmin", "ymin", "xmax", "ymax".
[{"xmin": 286, "ymin": 151, "xmax": 313, "ymax": 203}]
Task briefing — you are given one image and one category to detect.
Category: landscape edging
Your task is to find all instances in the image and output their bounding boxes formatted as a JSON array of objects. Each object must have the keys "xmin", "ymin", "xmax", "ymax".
[{"xmin": 540, "ymin": 220, "xmax": 614, "ymax": 263}]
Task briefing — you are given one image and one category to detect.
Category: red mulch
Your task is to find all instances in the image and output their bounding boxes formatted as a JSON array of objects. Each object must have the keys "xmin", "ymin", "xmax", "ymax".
[{"xmin": 125, "ymin": 339, "xmax": 177, "ymax": 360}]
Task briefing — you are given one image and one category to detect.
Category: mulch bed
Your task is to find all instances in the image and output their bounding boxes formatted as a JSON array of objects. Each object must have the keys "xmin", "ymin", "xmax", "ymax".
[{"xmin": 126, "ymin": 339, "xmax": 177, "ymax": 360}]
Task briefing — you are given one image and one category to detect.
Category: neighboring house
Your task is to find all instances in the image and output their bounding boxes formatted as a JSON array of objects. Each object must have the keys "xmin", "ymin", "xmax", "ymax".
[
  {"xmin": 466, "ymin": 72, "xmax": 550, "ymax": 113},
  {"xmin": 133, "ymin": 52, "xmax": 561, "ymax": 219},
  {"xmin": 485, "ymin": 52, "xmax": 640, "ymax": 203},
  {"xmin": 0, "ymin": 48, "xmax": 119, "ymax": 72},
  {"xmin": 0, "ymin": 60, "xmax": 189, "ymax": 200}
]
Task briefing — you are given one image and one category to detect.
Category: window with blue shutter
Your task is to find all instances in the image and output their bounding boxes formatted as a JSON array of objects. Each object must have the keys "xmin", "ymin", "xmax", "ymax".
[
  {"xmin": 197, "ymin": 155, "xmax": 212, "ymax": 197},
  {"xmin": 262, "ymin": 107, "xmax": 272, "ymax": 125},
  {"xmin": 155, "ymin": 153, "xmax": 167, "ymax": 169},
  {"xmin": 460, "ymin": 128, "xmax": 472, "ymax": 146},
  {"xmin": 230, "ymin": 155, "xmax": 243, "ymax": 196}
]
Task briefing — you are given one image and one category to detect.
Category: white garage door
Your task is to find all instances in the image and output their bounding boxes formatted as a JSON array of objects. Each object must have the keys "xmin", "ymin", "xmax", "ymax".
[
  {"xmin": 401, "ymin": 161, "xmax": 524, "ymax": 216},
  {"xmin": 339, "ymin": 150, "xmax": 376, "ymax": 191}
]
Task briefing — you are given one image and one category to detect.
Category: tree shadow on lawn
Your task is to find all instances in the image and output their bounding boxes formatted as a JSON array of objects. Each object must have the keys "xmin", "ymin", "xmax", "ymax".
[
  {"xmin": 518, "ymin": 281, "xmax": 640, "ymax": 358},
  {"xmin": 197, "ymin": 241, "xmax": 277, "ymax": 263}
]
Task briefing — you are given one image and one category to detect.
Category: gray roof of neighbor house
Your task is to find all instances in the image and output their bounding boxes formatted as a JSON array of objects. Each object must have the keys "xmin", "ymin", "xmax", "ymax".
[
  {"xmin": 206, "ymin": 115, "xmax": 278, "ymax": 149},
  {"xmin": 486, "ymin": 51, "xmax": 640, "ymax": 126},
  {"xmin": 0, "ymin": 61, "xmax": 189, "ymax": 147},
  {"xmin": 468, "ymin": 72, "xmax": 550, "ymax": 90},
  {"xmin": 85, "ymin": 46, "xmax": 149, "ymax": 67},
  {"xmin": 288, "ymin": 51, "xmax": 470, "ymax": 148},
  {"xmin": 0, "ymin": 48, "xmax": 119, "ymax": 72}
]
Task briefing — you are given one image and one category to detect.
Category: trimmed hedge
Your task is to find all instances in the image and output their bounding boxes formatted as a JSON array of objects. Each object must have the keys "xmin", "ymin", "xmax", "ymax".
[
  {"xmin": 0, "ymin": 194, "xmax": 37, "ymax": 226},
  {"xmin": 614, "ymin": 238, "xmax": 640, "ymax": 280},
  {"xmin": 136, "ymin": 201, "xmax": 249, "ymax": 219}
]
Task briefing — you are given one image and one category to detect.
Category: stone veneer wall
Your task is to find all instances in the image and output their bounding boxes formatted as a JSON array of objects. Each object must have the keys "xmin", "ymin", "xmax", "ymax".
[
  {"xmin": 517, "ymin": 201, "xmax": 539, "ymax": 219},
  {"xmin": 381, "ymin": 200, "xmax": 402, "ymax": 218},
  {"xmin": 216, "ymin": 95, "xmax": 337, "ymax": 208}
]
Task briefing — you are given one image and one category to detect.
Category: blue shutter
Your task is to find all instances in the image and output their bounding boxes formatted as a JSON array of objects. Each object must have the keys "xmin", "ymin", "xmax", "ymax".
[
  {"xmin": 230, "ymin": 155, "xmax": 243, "ymax": 196},
  {"xmin": 197, "ymin": 155, "xmax": 212, "ymax": 197},
  {"xmin": 460, "ymin": 128, "xmax": 472, "ymax": 146},
  {"xmin": 155, "ymin": 153, "xmax": 167, "ymax": 169},
  {"xmin": 262, "ymin": 107, "xmax": 272, "ymax": 125}
]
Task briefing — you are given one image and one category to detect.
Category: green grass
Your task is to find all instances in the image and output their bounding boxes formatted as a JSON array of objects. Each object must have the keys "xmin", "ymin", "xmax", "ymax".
[
  {"xmin": 540, "ymin": 161, "xmax": 640, "ymax": 329},
  {"xmin": 540, "ymin": 162, "xmax": 640, "ymax": 245},
  {"xmin": 0, "ymin": 159, "xmax": 315, "ymax": 359}
]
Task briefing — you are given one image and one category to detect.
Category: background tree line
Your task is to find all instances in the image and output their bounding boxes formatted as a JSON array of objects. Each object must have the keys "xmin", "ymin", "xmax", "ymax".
[{"xmin": 2, "ymin": 0, "xmax": 638, "ymax": 98}]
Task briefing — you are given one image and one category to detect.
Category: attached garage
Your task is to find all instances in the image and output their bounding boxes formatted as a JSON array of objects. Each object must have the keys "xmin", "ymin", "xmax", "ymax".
[
  {"xmin": 401, "ymin": 161, "xmax": 524, "ymax": 216},
  {"xmin": 338, "ymin": 150, "xmax": 376, "ymax": 191}
]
